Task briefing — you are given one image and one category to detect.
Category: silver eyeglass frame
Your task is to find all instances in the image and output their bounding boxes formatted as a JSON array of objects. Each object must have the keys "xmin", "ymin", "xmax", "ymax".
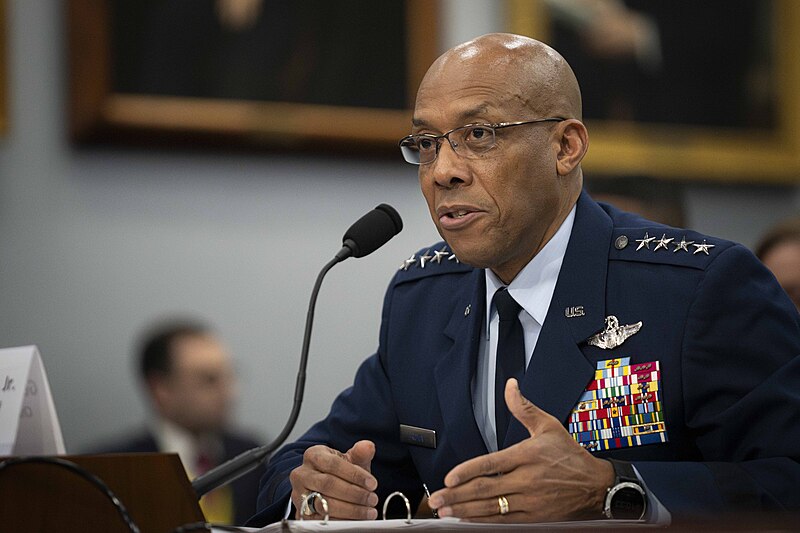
[{"xmin": 398, "ymin": 117, "xmax": 565, "ymax": 165}]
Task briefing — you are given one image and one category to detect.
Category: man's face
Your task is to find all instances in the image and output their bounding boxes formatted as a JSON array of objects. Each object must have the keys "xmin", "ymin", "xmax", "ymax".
[
  {"xmin": 152, "ymin": 334, "xmax": 237, "ymax": 435},
  {"xmin": 413, "ymin": 58, "xmax": 572, "ymax": 283},
  {"xmin": 762, "ymin": 241, "xmax": 800, "ymax": 311}
]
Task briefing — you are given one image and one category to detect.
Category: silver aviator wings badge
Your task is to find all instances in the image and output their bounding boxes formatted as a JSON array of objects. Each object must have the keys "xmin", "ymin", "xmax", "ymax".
[{"xmin": 587, "ymin": 315, "xmax": 642, "ymax": 350}]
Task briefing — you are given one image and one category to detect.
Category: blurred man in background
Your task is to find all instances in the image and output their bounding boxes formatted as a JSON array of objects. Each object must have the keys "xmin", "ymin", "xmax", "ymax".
[
  {"xmin": 93, "ymin": 319, "xmax": 263, "ymax": 525},
  {"xmin": 756, "ymin": 215, "xmax": 800, "ymax": 310}
]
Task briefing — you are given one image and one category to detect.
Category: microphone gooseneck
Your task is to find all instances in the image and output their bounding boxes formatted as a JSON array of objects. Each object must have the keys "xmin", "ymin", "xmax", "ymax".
[{"xmin": 191, "ymin": 204, "xmax": 403, "ymax": 498}]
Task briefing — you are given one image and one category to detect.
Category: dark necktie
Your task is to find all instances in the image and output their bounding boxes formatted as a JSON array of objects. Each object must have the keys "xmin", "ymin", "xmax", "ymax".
[{"xmin": 493, "ymin": 287, "xmax": 526, "ymax": 449}]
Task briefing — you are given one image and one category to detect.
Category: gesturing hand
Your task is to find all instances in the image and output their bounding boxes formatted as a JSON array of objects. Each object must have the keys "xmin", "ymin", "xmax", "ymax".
[
  {"xmin": 429, "ymin": 379, "xmax": 614, "ymax": 522},
  {"xmin": 289, "ymin": 440, "xmax": 379, "ymax": 520}
]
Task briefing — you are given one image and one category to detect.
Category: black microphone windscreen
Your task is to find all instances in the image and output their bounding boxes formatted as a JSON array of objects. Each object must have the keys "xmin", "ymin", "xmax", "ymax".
[{"xmin": 342, "ymin": 204, "xmax": 403, "ymax": 258}]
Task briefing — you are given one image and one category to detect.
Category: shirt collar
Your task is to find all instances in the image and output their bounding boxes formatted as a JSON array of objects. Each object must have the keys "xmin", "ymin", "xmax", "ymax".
[
  {"xmin": 151, "ymin": 417, "xmax": 197, "ymax": 462},
  {"xmin": 150, "ymin": 417, "xmax": 222, "ymax": 473},
  {"xmin": 484, "ymin": 204, "xmax": 577, "ymax": 333}
]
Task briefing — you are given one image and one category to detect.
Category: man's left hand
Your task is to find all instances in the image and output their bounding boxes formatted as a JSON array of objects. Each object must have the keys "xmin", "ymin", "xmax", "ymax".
[{"xmin": 428, "ymin": 378, "xmax": 614, "ymax": 522}]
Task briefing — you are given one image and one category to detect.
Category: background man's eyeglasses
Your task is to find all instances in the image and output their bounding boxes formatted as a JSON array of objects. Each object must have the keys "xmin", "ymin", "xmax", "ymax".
[{"xmin": 398, "ymin": 118, "xmax": 565, "ymax": 165}]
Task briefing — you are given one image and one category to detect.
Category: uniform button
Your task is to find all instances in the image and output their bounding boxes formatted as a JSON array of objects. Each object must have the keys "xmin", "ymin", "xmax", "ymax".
[{"xmin": 615, "ymin": 235, "xmax": 629, "ymax": 250}]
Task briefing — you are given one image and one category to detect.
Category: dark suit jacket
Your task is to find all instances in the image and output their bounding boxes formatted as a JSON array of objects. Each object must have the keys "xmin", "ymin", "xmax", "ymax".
[
  {"xmin": 94, "ymin": 429, "xmax": 263, "ymax": 525},
  {"xmin": 250, "ymin": 191, "xmax": 800, "ymax": 525}
]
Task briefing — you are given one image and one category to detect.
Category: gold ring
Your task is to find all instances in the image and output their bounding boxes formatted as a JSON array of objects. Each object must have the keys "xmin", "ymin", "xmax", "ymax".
[{"xmin": 498, "ymin": 495, "xmax": 509, "ymax": 515}]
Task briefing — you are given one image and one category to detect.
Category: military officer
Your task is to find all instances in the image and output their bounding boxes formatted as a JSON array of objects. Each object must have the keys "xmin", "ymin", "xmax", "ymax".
[{"xmin": 250, "ymin": 33, "xmax": 800, "ymax": 526}]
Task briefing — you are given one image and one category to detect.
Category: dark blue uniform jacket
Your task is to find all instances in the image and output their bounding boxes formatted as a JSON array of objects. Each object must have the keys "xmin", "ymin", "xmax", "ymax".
[{"xmin": 251, "ymin": 191, "xmax": 800, "ymax": 525}]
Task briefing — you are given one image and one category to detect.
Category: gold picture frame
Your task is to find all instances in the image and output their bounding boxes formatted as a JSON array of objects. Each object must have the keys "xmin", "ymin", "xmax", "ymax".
[
  {"xmin": 508, "ymin": 0, "xmax": 800, "ymax": 183},
  {"xmin": 67, "ymin": 0, "xmax": 439, "ymax": 153}
]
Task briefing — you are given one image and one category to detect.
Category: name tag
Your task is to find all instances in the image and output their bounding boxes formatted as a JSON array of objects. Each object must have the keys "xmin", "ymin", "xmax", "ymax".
[{"xmin": 399, "ymin": 424, "xmax": 437, "ymax": 449}]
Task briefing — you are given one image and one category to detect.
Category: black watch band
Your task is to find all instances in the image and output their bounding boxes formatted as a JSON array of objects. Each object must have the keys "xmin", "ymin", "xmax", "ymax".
[{"xmin": 604, "ymin": 459, "xmax": 647, "ymax": 520}]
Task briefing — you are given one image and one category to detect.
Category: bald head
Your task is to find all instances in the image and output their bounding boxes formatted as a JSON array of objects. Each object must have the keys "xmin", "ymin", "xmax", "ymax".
[
  {"xmin": 412, "ymin": 33, "xmax": 588, "ymax": 282},
  {"xmin": 417, "ymin": 33, "xmax": 582, "ymax": 121}
]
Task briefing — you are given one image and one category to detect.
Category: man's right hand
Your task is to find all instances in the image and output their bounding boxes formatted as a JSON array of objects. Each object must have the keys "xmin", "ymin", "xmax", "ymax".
[{"xmin": 289, "ymin": 440, "xmax": 379, "ymax": 520}]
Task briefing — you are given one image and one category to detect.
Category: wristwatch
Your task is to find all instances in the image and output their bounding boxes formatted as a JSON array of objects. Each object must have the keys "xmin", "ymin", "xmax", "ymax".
[{"xmin": 603, "ymin": 459, "xmax": 647, "ymax": 520}]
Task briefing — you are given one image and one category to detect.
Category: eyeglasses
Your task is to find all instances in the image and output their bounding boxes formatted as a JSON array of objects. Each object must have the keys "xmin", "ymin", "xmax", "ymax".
[{"xmin": 398, "ymin": 118, "xmax": 565, "ymax": 165}]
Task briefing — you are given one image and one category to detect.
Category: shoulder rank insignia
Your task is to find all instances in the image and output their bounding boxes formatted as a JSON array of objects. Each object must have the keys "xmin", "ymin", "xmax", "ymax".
[
  {"xmin": 692, "ymin": 240, "xmax": 715, "ymax": 255},
  {"xmin": 399, "ymin": 245, "xmax": 458, "ymax": 271},
  {"xmin": 630, "ymin": 231, "xmax": 716, "ymax": 255},
  {"xmin": 587, "ymin": 315, "xmax": 642, "ymax": 350},
  {"xmin": 568, "ymin": 357, "xmax": 668, "ymax": 452}
]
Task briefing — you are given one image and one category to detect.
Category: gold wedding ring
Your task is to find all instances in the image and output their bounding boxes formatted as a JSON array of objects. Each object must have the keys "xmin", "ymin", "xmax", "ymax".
[{"xmin": 498, "ymin": 495, "xmax": 509, "ymax": 515}]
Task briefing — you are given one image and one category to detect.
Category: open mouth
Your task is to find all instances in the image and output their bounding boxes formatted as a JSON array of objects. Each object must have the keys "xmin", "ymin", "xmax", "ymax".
[{"xmin": 438, "ymin": 206, "xmax": 481, "ymax": 229}]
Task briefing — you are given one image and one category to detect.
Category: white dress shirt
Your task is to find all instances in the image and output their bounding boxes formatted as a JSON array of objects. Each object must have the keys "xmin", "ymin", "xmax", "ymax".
[
  {"xmin": 468, "ymin": 203, "xmax": 669, "ymax": 523},
  {"xmin": 472, "ymin": 206, "xmax": 576, "ymax": 452},
  {"xmin": 150, "ymin": 417, "xmax": 222, "ymax": 477}
]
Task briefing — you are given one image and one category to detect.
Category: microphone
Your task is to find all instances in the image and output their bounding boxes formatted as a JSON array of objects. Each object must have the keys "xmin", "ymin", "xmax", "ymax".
[
  {"xmin": 336, "ymin": 203, "xmax": 403, "ymax": 261},
  {"xmin": 191, "ymin": 204, "xmax": 403, "ymax": 498}
]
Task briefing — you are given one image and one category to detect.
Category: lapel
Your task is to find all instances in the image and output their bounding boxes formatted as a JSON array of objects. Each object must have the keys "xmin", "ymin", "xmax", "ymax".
[
  {"xmin": 434, "ymin": 268, "xmax": 489, "ymax": 463},
  {"xmin": 504, "ymin": 191, "xmax": 613, "ymax": 446}
]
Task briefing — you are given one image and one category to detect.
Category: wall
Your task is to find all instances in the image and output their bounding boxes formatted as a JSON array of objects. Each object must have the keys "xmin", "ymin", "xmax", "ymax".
[{"xmin": 1, "ymin": 1, "xmax": 798, "ymax": 454}]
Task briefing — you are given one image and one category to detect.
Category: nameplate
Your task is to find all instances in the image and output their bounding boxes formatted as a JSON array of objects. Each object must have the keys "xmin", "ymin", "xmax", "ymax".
[
  {"xmin": 399, "ymin": 424, "xmax": 436, "ymax": 449},
  {"xmin": 0, "ymin": 346, "xmax": 66, "ymax": 455}
]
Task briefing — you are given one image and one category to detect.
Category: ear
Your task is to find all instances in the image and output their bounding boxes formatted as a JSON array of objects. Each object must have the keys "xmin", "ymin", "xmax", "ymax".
[
  {"xmin": 555, "ymin": 120, "xmax": 588, "ymax": 176},
  {"xmin": 147, "ymin": 375, "xmax": 170, "ymax": 410}
]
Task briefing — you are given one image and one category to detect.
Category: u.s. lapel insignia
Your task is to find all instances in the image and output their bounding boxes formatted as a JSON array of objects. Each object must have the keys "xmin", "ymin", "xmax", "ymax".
[
  {"xmin": 568, "ymin": 357, "xmax": 668, "ymax": 452},
  {"xmin": 587, "ymin": 315, "xmax": 642, "ymax": 350},
  {"xmin": 565, "ymin": 306, "xmax": 585, "ymax": 318}
]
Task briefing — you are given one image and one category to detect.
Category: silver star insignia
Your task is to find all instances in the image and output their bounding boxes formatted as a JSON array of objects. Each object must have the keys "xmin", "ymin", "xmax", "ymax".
[
  {"xmin": 653, "ymin": 234, "xmax": 674, "ymax": 251},
  {"xmin": 419, "ymin": 250, "xmax": 432, "ymax": 268},
  {"xmin": 431, "ymin": 247, "xmax": 449, "ymax": 264},
  {"xmin": 400, "ymin": 254, "xmax": 417, "ymax": 271},
  {"xmin": 448, "ymin": 253, "xmax": 459, "ymax": 263},
  {"xmin": 692, "ymin": 240, "xmax": 716, "ymax": 255},
  {"xmin": 635, "ymin": 232, "xmax": 655, "ymax": 251},
  {"xmin": 587, "ymin": 315, "xmax": 643, "ymax": 350},
  {"xmin": 672, "ymin": 236, "xmax": 694, "ymax": 253}
]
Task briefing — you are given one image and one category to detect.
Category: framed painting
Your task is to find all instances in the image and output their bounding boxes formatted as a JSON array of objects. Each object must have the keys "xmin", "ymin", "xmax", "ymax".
[
  {"xmin": 67, "ymin": 0, "xmax": 440, "ymax": 153},
  {"xmin": 507, "ymin": 0, "xmax": 800, "ymax": 182}
]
